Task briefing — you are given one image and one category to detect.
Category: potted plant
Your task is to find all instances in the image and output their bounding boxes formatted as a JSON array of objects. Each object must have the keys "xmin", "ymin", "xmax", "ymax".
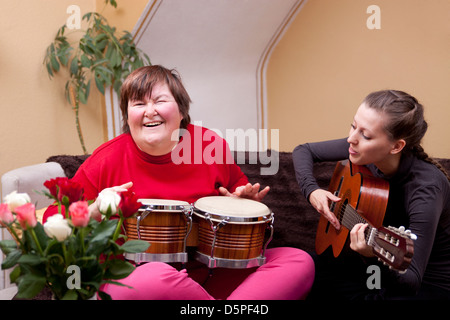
[{"xmin": 44, "ymin": 0, "xmax": 150, "ymax": 154}]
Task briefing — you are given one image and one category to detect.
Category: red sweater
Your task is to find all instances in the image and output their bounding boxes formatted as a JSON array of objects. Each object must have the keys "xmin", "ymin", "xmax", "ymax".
[{"xmin": 43, "ymin": 124, "xmax": 248, "ymax": 222}]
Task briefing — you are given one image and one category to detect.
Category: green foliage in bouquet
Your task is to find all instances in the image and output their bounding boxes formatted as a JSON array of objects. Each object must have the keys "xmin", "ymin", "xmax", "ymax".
[{"xmin": 0, "ymin": 178, "xmax": 149, "ymax": 300}]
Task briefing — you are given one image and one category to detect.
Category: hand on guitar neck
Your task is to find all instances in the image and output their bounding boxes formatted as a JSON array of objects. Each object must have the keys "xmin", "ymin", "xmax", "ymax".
[{"xmin": 349, "ymin": 223, "xmax": 375, "ymax": 257}]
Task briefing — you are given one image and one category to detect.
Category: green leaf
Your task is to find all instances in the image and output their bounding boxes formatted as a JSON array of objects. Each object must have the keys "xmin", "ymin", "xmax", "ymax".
[
  {"xmin": 80, "ymin": 54, "xmax": 91, "ymax": 68},
  {"xmin": 104, "ymin": 259, "xmax": 135, "ymax": 280},
  {"xmin": 9, "ymin": 265, "xmax": 21, "ymax": 283},
  {"xmin": 16, "ymin": 274, "xmax": 46, "ymax": 299},
  {"xmin": 108, "ymin": 0, "xmax": 118, "ymax": 8},
  {"xmin": 97, "ymin": 290, "xmax": 112, "ymax": 300},
  {"xmin": 120, "ymin": 240, "xmax": 150, "ymax": 253},
  {"xmin": 50, "ymin": 56, "xmax": 60, "ymax": 72},
  {"xmin": 62, "ymin": 290, "xmax": 78, "ymax": 300},
  {"xmin": 78, "ymin": 87, "xmax": 87, "ymax": 104},
  {"xmin": 84, "ymin": 79, "xmax": 91, "ymax": 101},
  {"xmin": 86, "ymin": 219, "xmax": 118, "ymax": 255},
  {"xmin": 57, "ymin": 44, "xmax": 72, "ymax": 66},
  {"xmin": 45, "ymin": 62, "xmax": 54, "ymax": 77},
  {"xmin": 70, "ymin": 57, "xmax": 79, "ymax": 75},
  {"xmin": 0, "ymin": 240, "xmax": 18, "ymax": 255},
  {"xmin": 2, "ymin": 249, "xmax": 22, "ymax": 269},
  {"xmin": 33, "ymin": 223, "xmax": 50, "ymax": 249},
  {"xmin": 95, "ymin": 74, "xmax": 105, "ymax": 95},
  {"xmin": 18, "ymin": 254, "xmax": 45, "ymax": 266}
]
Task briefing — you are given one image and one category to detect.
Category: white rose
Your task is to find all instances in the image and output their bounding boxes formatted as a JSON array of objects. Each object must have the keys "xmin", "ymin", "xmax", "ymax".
[
  {"xmin": 96, "ymin": 189, "xmax": 121, "ymax": 214},
  {"xmin": 4, "ymin": 191, "xmax": 31, "ymax": 211},
  {"xmin": 44, "ymin": 214, "xmax": 72, "ymax": 241}
]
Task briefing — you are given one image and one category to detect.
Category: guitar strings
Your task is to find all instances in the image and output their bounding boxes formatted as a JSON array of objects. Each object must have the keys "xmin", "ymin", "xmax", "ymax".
[
  {"xmin": 336, "ymin": 204, "xmax": 379, "ymax": 243},
  {"xmin": 333, "ymin": 201, "xmax": 407, "ymax": 270}
]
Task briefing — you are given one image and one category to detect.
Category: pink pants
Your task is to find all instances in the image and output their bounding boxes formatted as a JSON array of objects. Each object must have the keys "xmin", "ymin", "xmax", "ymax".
[{"xmin": 102, "ymin": 247, "xmax": 315, "ymax": 300}]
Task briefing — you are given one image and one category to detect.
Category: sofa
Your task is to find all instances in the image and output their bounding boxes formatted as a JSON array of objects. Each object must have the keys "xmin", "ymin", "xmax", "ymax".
[{"xmin": 3, "ymin": 152, "xmax": 450, "ymax": 255}]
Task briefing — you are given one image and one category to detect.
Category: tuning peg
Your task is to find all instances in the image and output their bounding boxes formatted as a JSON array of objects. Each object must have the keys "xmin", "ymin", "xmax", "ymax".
[
  {"xmin": 396, "ymin": 226, "xmax": 417, "ymax": 241},
  {"xmin": 405, "ymin": 229, "xmax": 417, "ymax": 241}
]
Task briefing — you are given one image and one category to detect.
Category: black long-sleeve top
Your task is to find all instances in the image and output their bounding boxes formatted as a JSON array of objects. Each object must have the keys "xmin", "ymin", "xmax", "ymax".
[{"xmin": 293, "ymin": 138, "xmax": 450, "ymax": 294}]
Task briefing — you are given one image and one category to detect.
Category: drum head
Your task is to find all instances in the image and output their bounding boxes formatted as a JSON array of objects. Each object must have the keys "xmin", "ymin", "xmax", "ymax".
[
  {"xmin": 193, "ymin": 196, "xmax": 271, "ymax": 224},
  {"xmin": 138, "ymin": 199, "xmax": 190, "ymax": 212}
]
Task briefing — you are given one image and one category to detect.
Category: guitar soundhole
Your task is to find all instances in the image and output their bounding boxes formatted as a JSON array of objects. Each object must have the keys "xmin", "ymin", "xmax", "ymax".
[
  {"xmin": 324, "ymin": 198, "xmax": 349, "ymax": 233},
  {"xmin": 325, "ymin": 221, "xmax": 330, "ymax": 234}
]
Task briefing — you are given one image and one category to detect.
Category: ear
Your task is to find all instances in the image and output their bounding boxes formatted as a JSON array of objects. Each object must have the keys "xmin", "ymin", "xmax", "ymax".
[{"xmin": 390, "ymin": 139, "xmax": 406, "ymax": 155}]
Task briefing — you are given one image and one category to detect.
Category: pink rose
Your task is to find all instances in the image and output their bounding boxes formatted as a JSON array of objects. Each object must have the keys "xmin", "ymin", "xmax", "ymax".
[
  {"xmin": 0, "ymin": 203, "xmax": 14, "ymax": 225},
  {"xmin": 15, "ymin": 203, "xmax": 37, "ymax": 229},
  {"xmin": 69, "ymin": 201, "xmax": 90, "ymax": 227}
]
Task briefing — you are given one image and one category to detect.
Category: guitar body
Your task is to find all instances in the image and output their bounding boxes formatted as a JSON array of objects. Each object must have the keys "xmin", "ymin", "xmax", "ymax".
[{"xmin": 315, "ymin": 160, "xmax": 390, "ymax": 257}]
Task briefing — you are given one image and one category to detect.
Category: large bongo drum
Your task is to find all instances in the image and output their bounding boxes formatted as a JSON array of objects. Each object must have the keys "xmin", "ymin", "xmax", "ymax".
[
  {"xmin": 193, "ymin": 196, "xmax": 274, "ymax": 269},
  {"xmin": 124, "ymin": 199, "xmax": 192, "ymax": 264}
]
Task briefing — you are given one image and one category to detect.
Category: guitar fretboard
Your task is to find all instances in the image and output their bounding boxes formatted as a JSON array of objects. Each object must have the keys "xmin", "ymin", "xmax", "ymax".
[{"xmin": 338, "ymin": 204, "xmax": 377, "ymax": 246}]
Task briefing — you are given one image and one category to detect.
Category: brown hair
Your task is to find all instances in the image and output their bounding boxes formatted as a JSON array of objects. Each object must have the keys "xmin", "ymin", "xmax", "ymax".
[
  {"xmin": 119, "ymin": 65, "xmax": 191, "ymax": 132},
  {"xmin": 364, "ymin": 90, "xmax": 449, "ymax": 180}
]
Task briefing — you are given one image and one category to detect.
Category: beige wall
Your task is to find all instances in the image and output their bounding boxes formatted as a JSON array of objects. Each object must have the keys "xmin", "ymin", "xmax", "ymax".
[
  {"xmin": 95, "ymin": 0, "xmax": 148, "ymax": 34},
  {"xmin": 0, "ymin": 0, "xmax": 104, "ymax": 180},
  {"xmin": 0, "ymin": 0, "xmax": 148, "ymax": 181},
  {"xmin": 267, "ymin": 0, "xmax": 450, "ymax": 158}
]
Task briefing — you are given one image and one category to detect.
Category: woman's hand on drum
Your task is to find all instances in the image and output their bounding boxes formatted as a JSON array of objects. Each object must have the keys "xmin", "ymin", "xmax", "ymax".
[
  {"xmin": 309, "ymin": 188, "xmax": 341, "ymax": 230},
  {"xmin": 89, "ymin": 182, "xmax": 134, "ymax": 221},
  {"xmin": 219, "ymin": 183, "xmax": 270, "ymax": 202}
]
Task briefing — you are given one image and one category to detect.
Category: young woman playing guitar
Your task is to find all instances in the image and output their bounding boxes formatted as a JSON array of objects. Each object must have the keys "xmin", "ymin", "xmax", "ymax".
[{"xmin": 293, "ymin": 90, "xmax": 450, "ymax": 300}]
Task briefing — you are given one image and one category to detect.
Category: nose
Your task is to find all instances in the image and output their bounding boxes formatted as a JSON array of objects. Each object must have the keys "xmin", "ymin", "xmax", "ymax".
[
  {"xmin": 144, "ymin": 102, "xmax": 157, "ymax": 117},
  {"xmin": 347, "ymin": 128, "xmax": 358, "ymax": 145}
]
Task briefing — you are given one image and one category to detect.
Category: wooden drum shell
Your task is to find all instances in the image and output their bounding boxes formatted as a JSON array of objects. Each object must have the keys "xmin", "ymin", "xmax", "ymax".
[
  {"xmin": 193, "ymin": 196, "xmax": 273, "ymax": 266},
  {"xmin": 197, "ymin": 218, "xmax": 268, "ymax": 260},
  {"xmin": 124, "ymin": 200, "xmax": 191, "ymax": 255}
]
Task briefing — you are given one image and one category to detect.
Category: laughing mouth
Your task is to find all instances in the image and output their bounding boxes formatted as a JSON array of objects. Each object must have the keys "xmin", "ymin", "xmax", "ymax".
[{"xmin": 144, "ymin": 121, "xmax": 163, "ymax": 128}]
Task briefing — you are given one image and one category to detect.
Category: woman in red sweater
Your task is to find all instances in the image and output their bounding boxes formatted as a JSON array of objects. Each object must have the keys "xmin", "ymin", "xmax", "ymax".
[{"xmin": 43, "ymin": 65, "xmax": 314, "ymax": 300}]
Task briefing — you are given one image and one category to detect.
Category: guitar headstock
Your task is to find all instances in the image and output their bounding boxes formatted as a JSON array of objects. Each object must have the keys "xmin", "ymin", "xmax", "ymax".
[{"xmin": 372, "ymin": 226, "xmax": 415, "ymax": 273}]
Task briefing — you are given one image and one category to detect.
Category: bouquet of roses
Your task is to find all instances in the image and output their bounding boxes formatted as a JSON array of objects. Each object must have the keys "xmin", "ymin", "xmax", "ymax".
[{"xmin": 0, "ymin": 177, "xmax": 149, "ymax": 300}]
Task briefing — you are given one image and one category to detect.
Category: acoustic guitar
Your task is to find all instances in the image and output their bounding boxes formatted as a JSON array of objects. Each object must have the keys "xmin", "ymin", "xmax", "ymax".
[{"xmin": 315, "ymin": 159, "xmax": 415, "ymax": 272}]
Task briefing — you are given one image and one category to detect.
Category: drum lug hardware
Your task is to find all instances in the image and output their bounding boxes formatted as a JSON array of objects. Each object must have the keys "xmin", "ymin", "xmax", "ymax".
[
  {"xmin": 136, "ymin": 209, "xmax": 152, "ymax": 240},
  {"xmin": 182, "ymin": 206, "xmax": 193, "ymax": 253},
  {"xmin": 205, "ymin": 214, "xmax": 229, "ymax": 261},
  {"xmin": 262, "ymin": 213, "xmax": 275, "ymax": 257}
]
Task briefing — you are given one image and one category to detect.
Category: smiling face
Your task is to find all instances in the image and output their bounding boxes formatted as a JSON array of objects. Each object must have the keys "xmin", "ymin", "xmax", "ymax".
[
  {"xmin": 127, "ymin": 82, "xmax": 183, "ymax": 156},
  {"xmin": 347, "ymin": 103, "xmax": 405, "ymax": 173}
]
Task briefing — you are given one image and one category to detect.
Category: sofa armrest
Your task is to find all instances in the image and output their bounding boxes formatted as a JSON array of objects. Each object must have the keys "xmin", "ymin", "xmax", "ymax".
[{"xmin": 1, "ymin": 162, "xmax": 66, "ymax": 209}]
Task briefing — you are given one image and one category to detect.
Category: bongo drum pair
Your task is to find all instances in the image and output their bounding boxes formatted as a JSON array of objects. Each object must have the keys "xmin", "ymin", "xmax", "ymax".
[{"xmin": 123, "ymin": 196, "xmax": 274, "ymax": 268}]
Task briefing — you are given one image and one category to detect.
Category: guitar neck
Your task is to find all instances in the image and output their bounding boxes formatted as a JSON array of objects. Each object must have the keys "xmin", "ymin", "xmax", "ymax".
[
  {"xmin": 340, "ymin": 204, "xmax": 414, "ymax": 273},
  {"xmin": 340, "ymin": 204, "xmax": 376, "ymax": 246}
]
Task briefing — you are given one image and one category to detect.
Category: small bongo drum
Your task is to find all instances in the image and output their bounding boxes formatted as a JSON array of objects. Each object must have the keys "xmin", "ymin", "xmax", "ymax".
[
  {"xmin": 193, "ymin": 196, "xmax": 274, "ymax": 268},
  {"xmin": 124, "ymin": 199, "xmax": 192, "ymax": 264}
]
